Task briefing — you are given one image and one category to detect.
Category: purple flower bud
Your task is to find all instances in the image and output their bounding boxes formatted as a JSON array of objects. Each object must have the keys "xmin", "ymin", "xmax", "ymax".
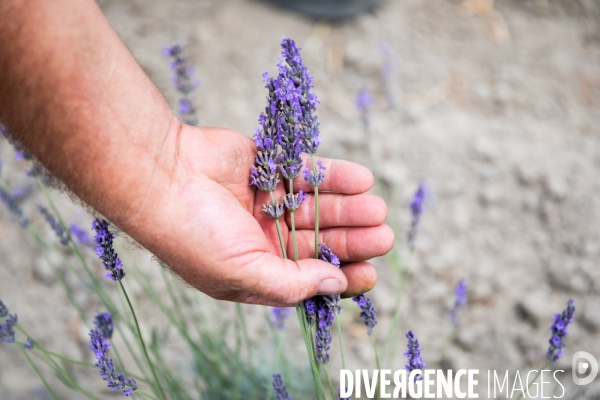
[
  {"xmin": 164, "ymin": 43, "xmax": 200, "ymax": 126},
  {"xmin": 92, "ymin": 219, "xmax": 126, "ymax": 281},
  {"xmin": 407, "ymin": 181, "xmax": 431, "ymax": 250},
  {"xmin": 449, "ymin": 280, "xmax": 468, "ymax": 326},
  {"xmin": 271, "ymin": 307, "xmax": 292, "ymax": 330},
  {"xmin": 0, "ymin": 186, "xmax": 29, "ymax": 227},
  {"xmin": 70, "ymin": 223, "xmax": 91, "ymax": 246},
  {"xmin": 89, "ymin": 329, "xmax": 138, "ymax": 396},
  {"xmin": 318, "ymin": 243, "xmax": 340, "ymax": 267},
  {"xmin": 38, "ymin": 205, "xmax": 70, "ymax": 246},
  {"xmin": 303, "ymin": 161, "xmax": 326, "ymax": 187},
  {"xmin": 0, "ymin": 301, "xmax": 17, "ymax": 344},
  {"xmin": 262, "ymin": 201, "xmax": 284, "ymax": 220},
  {"xmin": 251, "ymin": 165, "xmax": 280, "ymax": 193},
  {"xmin": 352, "ymin": 294, "xmax": 378, "ymax": 336},
  {"xmin": 283, "ymin": 191, "xmax": 306, "ymax": 212},
  {"xmin": 23, "ymin": 338, "xmax": 35, "ymax": 350},
  {"xmin": 546, "ymin": 299, "xmax": 575, "ymax": 362},
  {"xmin": 94, "ymin": 312, "xmax": 114, "ymax": 340},
  {"xmin": 405, "ymin": 330, "xmax": 426, "ymax": 380},
  {"xmin": 272, "ymin": 374, "xmax": 292, "ymax": 400}
]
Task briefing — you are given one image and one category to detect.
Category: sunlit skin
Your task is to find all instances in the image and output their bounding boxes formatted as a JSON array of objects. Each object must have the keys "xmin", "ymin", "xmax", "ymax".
[{"xmin": 0, "ymin": 0, "xmax": 394, "ymax": 306}]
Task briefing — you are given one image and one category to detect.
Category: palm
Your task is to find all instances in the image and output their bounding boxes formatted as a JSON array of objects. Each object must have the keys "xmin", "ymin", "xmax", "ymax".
[{"xmin": 159, "ymin": 125, "xmax": 393, "ymax": 306}]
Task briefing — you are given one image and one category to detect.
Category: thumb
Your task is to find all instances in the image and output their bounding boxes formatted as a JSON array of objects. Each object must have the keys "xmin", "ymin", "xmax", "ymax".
[{"xmin": 243, "ymin": 252, "xmax": 348, "ymax": 306}]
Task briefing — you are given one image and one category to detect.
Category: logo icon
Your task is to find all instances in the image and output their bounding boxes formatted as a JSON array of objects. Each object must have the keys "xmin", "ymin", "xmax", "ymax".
[{"xmin": 572, "ymin": 351, "xmax": 598, "ymax": 386}]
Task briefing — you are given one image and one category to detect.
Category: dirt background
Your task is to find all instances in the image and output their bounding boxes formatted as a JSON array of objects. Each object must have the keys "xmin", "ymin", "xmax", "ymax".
[{"xmin": 1, "ymin": 0, "xmax": 600, "ymax": 398}]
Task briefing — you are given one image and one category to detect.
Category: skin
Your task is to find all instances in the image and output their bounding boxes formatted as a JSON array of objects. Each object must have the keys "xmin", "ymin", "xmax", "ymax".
[{"xmin": 0, "ymin": 0, "xmax": 394, "ymax": 306}]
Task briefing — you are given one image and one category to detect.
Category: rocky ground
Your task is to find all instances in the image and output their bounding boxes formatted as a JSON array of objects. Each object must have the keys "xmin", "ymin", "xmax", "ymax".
[{"xmin": 1, "ymin": 0, "xmax": 600, "ymax": 398}]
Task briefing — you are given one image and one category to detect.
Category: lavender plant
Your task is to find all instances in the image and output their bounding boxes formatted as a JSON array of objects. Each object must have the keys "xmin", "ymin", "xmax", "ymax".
[{"xmin": 163, "ymin": 44, "xmax": 200, "ymax": 126}]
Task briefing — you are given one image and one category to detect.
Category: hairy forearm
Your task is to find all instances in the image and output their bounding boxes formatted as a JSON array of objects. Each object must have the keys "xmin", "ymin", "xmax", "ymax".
[{"xmin": 0, "ymin": 0, "xmax": 178, "ymax": 233}]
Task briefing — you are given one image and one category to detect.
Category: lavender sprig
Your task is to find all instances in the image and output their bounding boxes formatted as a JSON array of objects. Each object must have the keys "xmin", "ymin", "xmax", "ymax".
[
  {"xmin": 0, "ymin": 300, "xmax": 17, "ymax": 343},
  {"xmin": 23, "ymin": 337, "xmax": 35, "ymax": 350},
  {"xmin": 89, "ymin": 329, "xmax": 138, "ymax": 396},
  {"xmin": 352, "ymin": 294, "xmax": 378, "ymax": 336},
  {"xmin": 38, "ymin": 205, "xmax": 70, "ymax": 245},
  {"xmin": 94, "ymin": 312, "xmax": 114, "ymax": 340},
  {"xmin": 407, "ymin": 182, "xmax": 430, "ymax": 250},
  {"xmin": 92, "ymin": 219, "xmax": 125, "ymax": 281},
  {"xmin": 272, "ymin": 374, "xmax": 292, "ymax": 400},
  {"xmin": 449, "ymin": 280, "xmax": 468, "ymax": 326},
  {"xmin": 163, "ymin": 44, "xmax": 200, "ymax": 126},
  {"xmin": 405, "ymin": 330, "xmax": 425, "ymax": 381},
  {"xmin": 0, "ymin": 186, "xmax": 29, "ymax": 227},
  {"xmin": 271, "ymin": 307, "xmax": 292, "ymax": 330},
  {"xmin": 70, "ymin": 223, "xmax": 91, "ymax": 246},
  {"xmin": 356, "ymin": 87, "xmax": 374, "ymax": 129},
  {"xmin": 546, "ymin": 298, "xmax": 575, "ymax": 362}
]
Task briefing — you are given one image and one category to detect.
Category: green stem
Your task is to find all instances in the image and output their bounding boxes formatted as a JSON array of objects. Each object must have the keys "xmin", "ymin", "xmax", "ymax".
[
  {"xmin": 310, "ymin": 155, "xmax": 320, "ymax": 258},
  {"xmin": 269, "ymin": 192, "xmax": 287, "ymax": 259},
  {"xmin": 336, "ymin": 317, "xmax": 346, "ymax": 370},
  {"xmin": 323, "ymin": 364, "xmax": 336, "ymax": 400},
  {"xmin": 516, "ymin": 361, "xmax": 551, "ymax": 400},
  {"xmin": 119, "ymin": 281, "xmax": 166, "ymax": 400},
  {"xmin": 435, "ymin": 328, "xmax": 456, "ymax": 369},
  {"xmin": 136, "ymin": 391, "xmax": 160, "ymax": 400},
  {"xmin": 295, "ymin": 305, "xmax": 326, "ymax": 400},
  {"xmin": 373, "ymin": 335, "xmax": 382, "ymax": 400},
  {"xmin": 20, "ymin": 346, "xmax": 59, "ymax": 400}
]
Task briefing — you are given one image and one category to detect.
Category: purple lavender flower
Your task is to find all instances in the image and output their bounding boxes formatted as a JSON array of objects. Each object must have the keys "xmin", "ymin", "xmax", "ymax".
[
  {"xmin": 0, "ymin": 302, "xmax": 17, "ymax": 344},
  {"xmin": 546, "ymin": 298, "xmax": 576, "ymax": 362},
  {"xmin": 303, "ymin": 160, "xmax": 326, "ymax": 187},
  {"xmin": 70, "ymin": 223, "xmax": 91, "ymax": 246},
  {"xmin": 352, "ymin": 294, "xmax": 378, "ymax": 336},
  {"xmin": 283, "ymin": 191, "xmax": 306, "ymax": 212},
  {"xmin": 272, "ymin": 374, "xmax": 292, "ymax": 400},
  {"xmin": 0, "ymin": 301, "xmax": 8, "ymax": 318},
  {"xmin": 23, "ymin": 337, "xmax": 35, "ymax": 350},
  {"xmin": 449, "ymin": 280, "xmax": 468, "ymax": 326},
  {"xmin": 38, "ymin": 205, "xmax": 70, "ymax": 246},
  {"xmin": 89, "ymin": 329, "xmax": 138, "ymax": 396},
  {"xmin": 318, "ymin": 243, "xmax": 340, "ymax": 267},
  {"xmin": 262, "ymin": 200, "xmax": 285, "ymax": 219},
  {"xmin": 306, "ymin": 244, "xmax": 342, "ymax": 364},
  {"xmin": 163, "ymin": 44, "xmax": 200, "ymax": 126},
  {"xmin": 271, "ymin": 307, "xmax": 292, "ymax": 330},
  {"xmin": 356, "ymin": 87, "xmax": 374, "ymax": 128},
  {"xmin": 405, "ymin": 330, "xmax": 426, "ymax": 380},
  {"xmin": 92, "ymin": 219, "xmax": 126, "ymax": 281},
  {"xmin": 280, "ymin": 37, "xmax": 320, "ymax": 155},
  {"xmin": 94, "ymin": 312, "xmax": 114, "ymax": 339},
  {"xmin": 407, "ymin": 182, "xmax": 430, "ymax": 250},
  {"xmin": 0, "ymin": 186, "xmax": 29, "ymax": 227},
  {"xmin": 315, "ymin": 299, "xmax": 334, "ymax": 363}
]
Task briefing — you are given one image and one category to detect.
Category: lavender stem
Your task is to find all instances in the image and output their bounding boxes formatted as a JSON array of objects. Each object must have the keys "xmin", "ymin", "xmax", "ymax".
[
  {"xmin": 288, "ymin": 179, "xmax": 299, "ymax": 261},
  {"xmin": 20, "ymin": 346, "xmax": 59, "ymax": 400},
  {"xmin": 516, "ymin": 361, "xmax": 550, "ymax": 400},
  {"xmin": 119, "ymin": 281, "xmax": 166, "ymax": 400},
  {"xmin": 310, "ymin": 154, "xmax": 320, "ymax": 259},
  {"xmin": 269, "ymin": 192, "xmax": 288, "ymax": 259}
]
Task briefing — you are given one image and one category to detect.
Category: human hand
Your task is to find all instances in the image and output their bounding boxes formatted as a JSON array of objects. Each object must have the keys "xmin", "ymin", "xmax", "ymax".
[{"xmin": 133, "ymin": 124, "xmax": 394, "ymax": 306}]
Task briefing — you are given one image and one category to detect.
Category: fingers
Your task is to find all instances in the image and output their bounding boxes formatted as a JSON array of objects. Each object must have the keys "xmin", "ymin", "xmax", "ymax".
[
  {"xmin": 235, "ymin": 260, "xmax": 377, "ymax": 305},
  {"xmin": 235, "ymin": 252, "xmax": 349, "ymax": 306},
  {"xmin": 286, "ymin": 193, "xmax": 387, "ymax": 229},
  {"xmin": 293, "ymin": 157, "xmax": 374, "ymax": 194},
  {"xmin": 341, "ymin": 262, "xmax": 377, "ymax": 298},
  {"xmin": 287, "ymin": 225, "xmax": 395, "ymax": 262}
]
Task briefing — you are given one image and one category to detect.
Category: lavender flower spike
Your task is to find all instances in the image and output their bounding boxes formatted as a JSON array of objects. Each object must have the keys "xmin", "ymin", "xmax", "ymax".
[
  {"xmin": 0, "ymin": 186, "xmax": 29, "ymax": 227},
  {"xmin": 94, "ymin": 312, "xmax": 114, "ymax": 339},
  {"xmin": 92, "ymin": 219, "xmax": 126, "ymax": 281},
  {"xmin": 23, "ymin": 338, "xmax": 35, "ymax": 350},
  {"xmin": 38, "ymin": 205, "xmax": 70, "ymax": 245},
  {"xmin": 271, "ymin": 307, "xmax": 292, "ymax": 330},
  {"xmin": 89, "ymin": 329, "xmax": 138, "ymax": 396},
  {"xmin": 272, "ymin": 374, "xmax": 292, "ymax": 400},
  {"xmin": 352, "ymin": 294, "xmax": 378, "ymax": 336},
  {"xmin": 280, "ymin": 37, "xmax": 321, "ymax": 155},
  {"xmin": 356, "ymin": 87, "xmax": 374, "ymax": 128},
  {"xmin": 407, "ymin": 181, "xmax": 430, "ymax": 250},
  {"xmin": 405, "ymin": 330, "xmax": 426, "ymax": 381},
  {"xmin": 303, "ymin": 160, "xmax": 326, "ymax": 187},
  {"xmin": 70, "ymin": 223, "xmax": 91, "ymax": 246},
  {"xmin": 0, "ymin": 301, "xmax": 17, "ymax": 343},
  {"xmin": 449, "ymin": 280, "xmax": 468, "ymax": 326},
  {"xmin": 546, "ymin": 298, "xmax": 575, "ymax": 362},
  {"xmin": 163, "ymin": 44, "xmax": 200, "ymax": 126}
]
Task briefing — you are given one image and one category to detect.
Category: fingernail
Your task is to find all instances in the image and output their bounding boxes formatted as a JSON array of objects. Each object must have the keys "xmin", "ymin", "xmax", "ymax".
[{"xmin": 317, "ymin": 279, "xmax": 342, "ymax": 295}]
